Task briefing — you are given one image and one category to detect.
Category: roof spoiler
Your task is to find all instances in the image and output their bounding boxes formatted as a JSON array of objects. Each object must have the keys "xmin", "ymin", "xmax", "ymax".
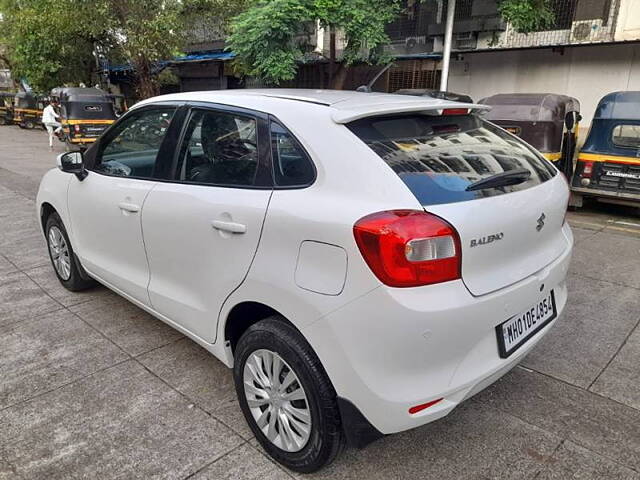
[{"xmin": 332, "ymin": 102, "xmax": 491, "ymax": 124}]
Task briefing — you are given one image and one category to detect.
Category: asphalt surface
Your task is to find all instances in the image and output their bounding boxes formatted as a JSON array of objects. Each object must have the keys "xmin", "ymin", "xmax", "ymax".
[{"xmin": 0, "ymin": 125, "xmax": 639, "ymax": 480}]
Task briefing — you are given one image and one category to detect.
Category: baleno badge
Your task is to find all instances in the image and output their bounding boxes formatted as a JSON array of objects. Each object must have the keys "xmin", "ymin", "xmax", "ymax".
[
  {"xmin": 470, "ymin": 233, "xmax": 504, "ymax": 248},
  {"xmin": 536, "ymin": 213, "xmax": 546, "ymax": 232}
]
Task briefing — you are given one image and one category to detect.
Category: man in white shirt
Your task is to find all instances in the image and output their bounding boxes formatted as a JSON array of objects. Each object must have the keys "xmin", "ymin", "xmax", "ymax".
[{"xmin": 42, "ymin": 100, "xmax": 62, "ymax": 151}]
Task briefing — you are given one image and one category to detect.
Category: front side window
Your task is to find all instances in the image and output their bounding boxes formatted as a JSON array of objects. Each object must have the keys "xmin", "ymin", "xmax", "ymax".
[
  {"xmin": 94, "ymin": 108, "xmax": 175, "ymax": 178},
  {"xmin": 348, "ymin": 114, "xmax": 556, "ymax": 207},
  {"xmin": 612, "ymin": 124, "xmax": 640, "ymax": 149},
  {"xmin": 271, "ymin": 122, "xmax": 315, "ymax": 186},
  {"xmin": 176, "ymin": 109, "xmax": 259, "ymax": 186}
]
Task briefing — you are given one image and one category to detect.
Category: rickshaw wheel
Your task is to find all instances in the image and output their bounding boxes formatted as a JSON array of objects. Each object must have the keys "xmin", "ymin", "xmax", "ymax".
[
  {"xmin": 0, "ymin": 117, "xmax": 6, "ymax": 126},
  {"xmin": 24, "ymin": 121, "xmax": 35, "ymax": 130}
]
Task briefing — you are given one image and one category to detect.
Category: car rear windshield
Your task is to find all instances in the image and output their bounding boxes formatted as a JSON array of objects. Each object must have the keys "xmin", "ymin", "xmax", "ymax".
[{"xmin": 347, "ymin": 113, "xmax": 556, "ymax": 206}]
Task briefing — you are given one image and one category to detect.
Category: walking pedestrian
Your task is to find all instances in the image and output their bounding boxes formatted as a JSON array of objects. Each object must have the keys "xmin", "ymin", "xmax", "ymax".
[{"xmin": 42, "ymin": 100, "xmax": 62, "ymax": 151}]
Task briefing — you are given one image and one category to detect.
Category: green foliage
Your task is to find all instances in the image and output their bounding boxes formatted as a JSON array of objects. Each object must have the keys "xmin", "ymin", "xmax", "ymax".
[
  {"xmin": 229, "ymin": 0, "xmax": 552, "ymax": 86},
  {"xmin": 228, "ymin": 0, "xmax": 314, "ymax": 84},
  {"xmin": 498, "ymin": 0, "xmax": 555, "ymax": 33},
  {"xmin": 228, "ymin": 0, "xmax": 401, "ymax": 85},
  {"xmin": 0, "ymin": 0, "xmax": 98, "ymax": 92},
  {"xmin": 0, "ymin": 0, "xmax": 243, "ymax": 97}
]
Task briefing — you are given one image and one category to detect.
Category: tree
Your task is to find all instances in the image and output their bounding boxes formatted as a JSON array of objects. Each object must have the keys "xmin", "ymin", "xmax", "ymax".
[
  {"xmin": 0, "ymin": 0, "xmax": 99, "ymax": 92},
  {"xmin": 228, "ymin": 0, "xmax": 554, "ymax": 88},
  {"xmin": 0, "ymin": 0, "xmax": 245, "ymax": 97}
]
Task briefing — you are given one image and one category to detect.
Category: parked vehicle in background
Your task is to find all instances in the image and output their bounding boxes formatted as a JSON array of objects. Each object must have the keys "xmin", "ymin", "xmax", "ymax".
[
  {"xmin": 50, "ymin": 87, "xmax": 117, "ymax": 149},
  {"xmin": 395, "ymin": 88, "xmax": 473, "ymax": 103},
  {"xmin": 480, "ymin": 93, "xmax": 581, "ymax": 179},
  {"xmin": 36, "ymin": 90, "xmax": 573, "ymax": 472},
  {"xmin": 571, "ymin": 91, "xmax": 640, "ymax": 209},
  {"xmin": 0, "ymin": 92, "xmax": 14, "ymax": 125},
  {"xmin": 13, "ymin": 91, "xmax": 45, "ymax": 129}
]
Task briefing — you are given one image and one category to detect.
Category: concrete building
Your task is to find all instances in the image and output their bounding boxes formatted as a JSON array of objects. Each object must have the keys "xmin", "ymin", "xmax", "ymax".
[{"xmin": 383, "ymin": 0, "xmax": 640, "ymax": 127}]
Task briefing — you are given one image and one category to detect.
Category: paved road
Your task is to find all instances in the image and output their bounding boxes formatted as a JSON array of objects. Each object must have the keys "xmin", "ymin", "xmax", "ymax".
[{"xmin": 0, "ymin": 124, "xmax": 639, "ymax": 480}]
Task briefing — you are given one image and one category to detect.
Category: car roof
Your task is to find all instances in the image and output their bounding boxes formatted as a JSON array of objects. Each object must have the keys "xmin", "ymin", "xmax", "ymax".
[{"xmin": 135, "ymin": 89, "xmax": 487, "ymax": 124}]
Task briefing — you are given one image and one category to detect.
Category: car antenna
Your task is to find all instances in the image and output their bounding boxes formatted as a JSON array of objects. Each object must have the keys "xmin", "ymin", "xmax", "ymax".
[{"xmin": 356, "ymin": 63, "xmax": 395, "ymax": 93}]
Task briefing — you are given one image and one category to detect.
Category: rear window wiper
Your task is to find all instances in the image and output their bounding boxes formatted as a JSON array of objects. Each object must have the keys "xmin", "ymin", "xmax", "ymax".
[{"xmin": 465, "ymin": 168, "xmax": 531, "ymax": 191}]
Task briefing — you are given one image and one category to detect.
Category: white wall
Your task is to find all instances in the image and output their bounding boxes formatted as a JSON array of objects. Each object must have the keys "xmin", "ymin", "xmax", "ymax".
[
  {"xmin": 448, "ymin": 43, "xmax": 640, "ymax": 135},
  {"xmin": 616, "ymin": 0, "xmax": 640, "ymax": 42}
]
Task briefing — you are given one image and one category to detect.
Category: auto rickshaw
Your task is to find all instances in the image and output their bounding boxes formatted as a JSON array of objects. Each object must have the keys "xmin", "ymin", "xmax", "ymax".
[
  {"xmin": 50, "ymin": 87, "xmax": 117, "ymax": 149},
  {"xmin": 13, "ymin": 92, "xmax": 45, "ymax": 129},
  {"xmin": 0, "ymin": 92, "xmax": 14, "ymax": 125},
  {"xmin": 571, "ymin": 91, "xmax": 640, "ymax": 208},
  {"xmin": 479, "ymin": 93, "xmax": 581, "ymax": 178}
]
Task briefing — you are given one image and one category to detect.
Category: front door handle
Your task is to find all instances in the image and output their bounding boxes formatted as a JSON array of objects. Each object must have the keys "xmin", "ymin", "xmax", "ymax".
[
  {"xmin": 118, "ymin": 202, "xmax": 140, "ymax": 213},
  {"xmin": 211, "ymin": 220, "xmax": 247, "ymax": 234}
]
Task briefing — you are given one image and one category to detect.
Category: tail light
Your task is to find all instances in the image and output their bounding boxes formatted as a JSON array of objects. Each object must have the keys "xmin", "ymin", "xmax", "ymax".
[
  {"xmin": 580, "ymin": 160, "xmax": 594, "ymax": 178},
  {"xmin": 353, "ymin": 210, "xmax": 461, "ymax": 288},
  {"xmin": 442, "ymin": 108, "xmax": 470, "ymax": 115},
  {"xmin": 74, "ymin": 124, "xmax": 81, "ymax": 133}
]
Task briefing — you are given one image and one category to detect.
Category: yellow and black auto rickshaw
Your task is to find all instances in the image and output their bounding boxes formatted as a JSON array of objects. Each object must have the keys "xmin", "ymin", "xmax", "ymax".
[
  {"xmin": 571, "ymin": 91, "xmax": 640, "ymax": 208},
  {"xmin": 480, "ymin": 93, "xmax": 581, "ymax": 178},
  {"xmin": 13, "ymin": 92, "xmax": 45, "ymax": 129},
  {"xmin": 51, "ymin": 87, "xmax": 117, "ymax": 149},
  {"xmin": 0, "ymin": 92, "xmax": 14, "ymax": 125}
]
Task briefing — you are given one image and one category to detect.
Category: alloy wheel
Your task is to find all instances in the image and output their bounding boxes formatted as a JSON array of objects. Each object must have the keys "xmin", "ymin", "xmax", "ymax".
[{"xmin": 48, "ymin": 226, "xmax": 71, "ymax": 280}]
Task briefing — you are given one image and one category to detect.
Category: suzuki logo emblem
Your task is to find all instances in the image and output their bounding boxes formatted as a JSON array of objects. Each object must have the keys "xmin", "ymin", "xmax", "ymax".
[{"xmin": 536, "ymin": 213, "xmax": 546, "ymax": 232}]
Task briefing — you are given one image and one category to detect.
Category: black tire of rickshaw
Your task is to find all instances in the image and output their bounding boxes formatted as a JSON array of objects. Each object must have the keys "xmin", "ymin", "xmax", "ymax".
[{"xmin": 24, "ymin": 121, "xmax": 35, "ymax": 130}]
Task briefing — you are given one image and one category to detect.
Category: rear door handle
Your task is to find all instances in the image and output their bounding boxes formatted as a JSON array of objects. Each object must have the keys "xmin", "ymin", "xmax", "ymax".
[
  {"xmin": 211, "ymin": 220, "xmax": 247, "ymax": 234},
  {"xmin": 118, "ymin": 202, "xmax": 140, "ymax": 213}
]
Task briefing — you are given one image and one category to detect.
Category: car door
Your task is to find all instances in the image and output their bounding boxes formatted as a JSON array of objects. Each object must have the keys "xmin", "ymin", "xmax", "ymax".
[
  {"xmin": 67, "ymin": 105, "xmax": 180, "ymax": 305},
  {"xmin": 141, "ymin": 105, "xmax": 273, "ymax": 342}
]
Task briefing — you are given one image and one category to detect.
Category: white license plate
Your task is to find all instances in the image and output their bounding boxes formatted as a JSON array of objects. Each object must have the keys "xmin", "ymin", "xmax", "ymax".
[{"xmin": 496, "ymin": 290, "xmax": 557, "ymax": 358}]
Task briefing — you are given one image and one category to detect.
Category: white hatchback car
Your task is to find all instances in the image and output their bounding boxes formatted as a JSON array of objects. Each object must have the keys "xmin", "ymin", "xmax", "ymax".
[{"xmin": 37, "ymin": 89, "xmax": 572, "ymax": 472}]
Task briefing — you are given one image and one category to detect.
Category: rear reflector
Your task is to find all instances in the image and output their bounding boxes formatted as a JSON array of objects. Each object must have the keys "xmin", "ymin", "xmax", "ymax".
[
  {"xmin": 353, "ymin": 210, "xmax": 461, "ymax": 288},
  {"xmin": 409, "ymin": 398, "xmax": 444, "ymax": 414}
]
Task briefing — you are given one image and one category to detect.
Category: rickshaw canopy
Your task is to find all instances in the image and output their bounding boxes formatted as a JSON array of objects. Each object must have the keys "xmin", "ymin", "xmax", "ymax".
[{"xmin": 480, "ymin": 93, "xmax": 580, "ymax": 124}]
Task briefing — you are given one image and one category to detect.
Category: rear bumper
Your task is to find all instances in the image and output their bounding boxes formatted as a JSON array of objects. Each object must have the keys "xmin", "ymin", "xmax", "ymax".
[{"xmin": 304, "ymin": 224, "xmax": 573, "ymax": 437}]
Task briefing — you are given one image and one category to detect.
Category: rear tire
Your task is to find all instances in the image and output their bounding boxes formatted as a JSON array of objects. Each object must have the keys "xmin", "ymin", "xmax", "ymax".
[
  {"xmin": 45, "ymin": 212, "xmax": 97, "ymax": 291},
  {"xmin": 24, "ymin": 120, "xmax": 35, "ymax": 129},
  {"xmin": 234, "ymin": 316, "xmax": 344, "ymax": 473}
]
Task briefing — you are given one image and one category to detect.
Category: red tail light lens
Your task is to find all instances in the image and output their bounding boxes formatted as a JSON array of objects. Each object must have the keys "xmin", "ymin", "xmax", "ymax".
[
  {"xmin": 581, "ymin": 160, "xmax": 594, "ymax": 178},
  {"xmin": 442, "ymin": 108, "xmax": 470, "ymax": 115},
  {"xmin": 353, "ymin": 210, "xmax": 461, "ymax": 288},
  {"xmin": 74, "ymin": 124, "xmax": 81, "ymax": 133}
]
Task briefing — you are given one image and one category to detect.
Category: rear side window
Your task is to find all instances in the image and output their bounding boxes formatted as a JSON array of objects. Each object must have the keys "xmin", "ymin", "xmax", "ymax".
[
  {"xmin": 347, "ymin": 114, "xmax": 556, "ymax": 206},
  {"xmin": 612, "ymin": 124, "xmax": 640, "ymax": 149},
  {"xmin": 270, "ymin": 121, "xmax": 315, "ymax": 186}
]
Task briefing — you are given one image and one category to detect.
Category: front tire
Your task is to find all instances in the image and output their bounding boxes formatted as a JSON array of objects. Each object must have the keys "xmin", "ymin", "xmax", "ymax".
[
  {"xmin": 45, "ymin": 212, "xmax": 96, "ymax": 291},
  {"xmin": 234, "ymin": 317, "xmax": 344, "ymax": 473}
]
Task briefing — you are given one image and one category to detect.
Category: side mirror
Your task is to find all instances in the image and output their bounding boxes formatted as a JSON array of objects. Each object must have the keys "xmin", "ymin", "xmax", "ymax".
[{"xmin": 56, "ymin": 151, "xmax": 88, "ymax": 180}]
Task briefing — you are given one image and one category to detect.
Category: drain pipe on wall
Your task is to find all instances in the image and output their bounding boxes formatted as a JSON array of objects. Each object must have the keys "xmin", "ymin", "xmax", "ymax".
[{"xmin": 440, "ymin": 0, "xmax": 456, "ymax": 92}]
